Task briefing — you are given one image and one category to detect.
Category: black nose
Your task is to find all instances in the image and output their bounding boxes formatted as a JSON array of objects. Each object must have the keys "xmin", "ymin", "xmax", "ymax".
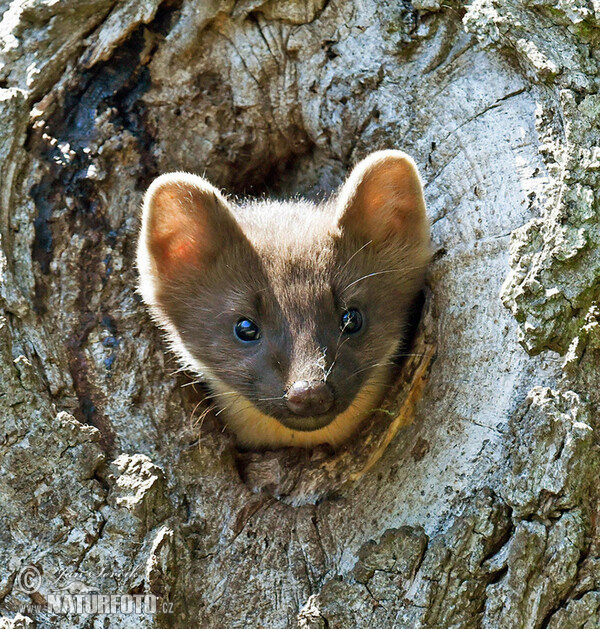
[{"xmin": 285, "ymin": 381, "xmax": 334, "ymax": 416}]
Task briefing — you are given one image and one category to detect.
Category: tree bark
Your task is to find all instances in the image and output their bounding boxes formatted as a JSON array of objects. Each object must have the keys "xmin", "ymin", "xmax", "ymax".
[{"xmin": 1, "ymin": 1, "xmax": 599, "ymax": 627}]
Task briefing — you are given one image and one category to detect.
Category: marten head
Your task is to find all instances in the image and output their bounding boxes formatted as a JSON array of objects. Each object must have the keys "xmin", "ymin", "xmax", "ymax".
[{"xmin": 137, "ymin": 151, "xmax": 430, "ymax": 449}]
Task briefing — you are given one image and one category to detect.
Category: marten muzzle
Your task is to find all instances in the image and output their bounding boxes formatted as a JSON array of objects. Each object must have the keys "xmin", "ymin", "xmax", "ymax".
[{"xmin": 285, "ymin": 380, "xmax": 334, "ymax": 416}]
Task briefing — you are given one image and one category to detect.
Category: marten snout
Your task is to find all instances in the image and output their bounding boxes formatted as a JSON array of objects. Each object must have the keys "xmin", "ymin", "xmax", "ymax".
[{"xmin": 285, "ymin": 381, "xmax": 334, "ymax": 416}]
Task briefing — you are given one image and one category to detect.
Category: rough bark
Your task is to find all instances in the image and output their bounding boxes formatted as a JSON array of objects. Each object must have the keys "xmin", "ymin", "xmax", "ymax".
[{"xmin": 0, "ymin": 1, "xmax": 599, "ymax": 627}]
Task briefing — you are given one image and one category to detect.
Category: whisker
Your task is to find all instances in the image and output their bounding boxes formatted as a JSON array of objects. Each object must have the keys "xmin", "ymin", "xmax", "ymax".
[
  {"xmin": 189, "ymin": 398, "xmax": 208, "ymax": 425},
  {"xmin": 338, "ymin": 240, "xmax": 373, "ymax": 274},
  {"xmin": 342, "ymin": 269, "xmax": 401, "ymax": 291},
  {"xmin": 193, "ymin": 405, "xmax": 212, "ymax": 433},
  {"xmin": 180, "ymin": 378, "xmax": 205, "ymax": 388},
  {"xmin": 220, "ymin": 400, "xmax": 259, "ymax": 430},
  {"xmin": 195, "ymin": 407, "xmax": 212, "ymax": 443},
  {"xmin": 212, "ymin": 392, "xmax": 255, "ymax": 417},
  {"xmin": 326, "ymin": 336, "xmax": 350, "ymax": 378},
  {"xmin": 349, "ymin": 360, "xmax": 398, "ymax": 378},
  {"xmin": 205, "ymin": 390, "xmax": 243, "ymax": 400},
  {"xmin": 396, "ymin": 352, "xmax": 432, "ymax": 359},
  {"xmin": 342, "ymin": 263, "xmax": 427, "ymax": 292},
  {"xmin": 169, "ymin": 365, "xmax": 191, "ymax": 377}
]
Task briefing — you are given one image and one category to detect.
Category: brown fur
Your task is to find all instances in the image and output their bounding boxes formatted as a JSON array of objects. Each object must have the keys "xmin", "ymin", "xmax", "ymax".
[{"xmin": 137, "ymin": 150, "xmax": 430, "ymax": 449}]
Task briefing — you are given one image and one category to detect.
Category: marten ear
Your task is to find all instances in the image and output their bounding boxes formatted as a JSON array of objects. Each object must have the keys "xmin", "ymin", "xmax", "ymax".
[
  {"xmin": 336, "ymin": 150, "xmax": 429, "ymax": 244},
  {"xmin": 139, "ymin": 172, "xmax": 245, "ymax": 274},
  {"xmin": 137, "ymin": 173, "xmax": 247, "ymax": 300}
]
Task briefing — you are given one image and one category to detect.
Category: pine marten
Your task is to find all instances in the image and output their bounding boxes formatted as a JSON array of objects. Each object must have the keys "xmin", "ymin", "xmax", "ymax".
[{"xmin": 137, "ymin": 150, "xmax": 430, "ymax": 449}]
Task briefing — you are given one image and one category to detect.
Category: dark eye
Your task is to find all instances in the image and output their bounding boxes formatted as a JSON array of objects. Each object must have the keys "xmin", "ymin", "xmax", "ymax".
[
  {"xmin": 340, "ymin": 308, "xmax": 363, "ymax": 334},
  {"xmin": 234, "ymin": 318, "xmax": 262, "ymax": 343}
]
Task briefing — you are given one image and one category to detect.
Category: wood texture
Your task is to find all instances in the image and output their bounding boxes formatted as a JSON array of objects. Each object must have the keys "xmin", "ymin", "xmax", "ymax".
[{"xmin": 0, "ymin": 1, "xmax": 599, "ymax": 627}]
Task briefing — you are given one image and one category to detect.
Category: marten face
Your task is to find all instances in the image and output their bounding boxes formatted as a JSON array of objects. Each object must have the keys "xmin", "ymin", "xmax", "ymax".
[{"xmin": 137, "ymin": 151, "xmax": 430, "ymax": 449}]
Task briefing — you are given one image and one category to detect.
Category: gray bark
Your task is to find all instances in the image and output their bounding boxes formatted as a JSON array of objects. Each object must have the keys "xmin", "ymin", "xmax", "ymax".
[{"xmin": 0, "ymin": 0, "xmax": 599, "ymax": 627}]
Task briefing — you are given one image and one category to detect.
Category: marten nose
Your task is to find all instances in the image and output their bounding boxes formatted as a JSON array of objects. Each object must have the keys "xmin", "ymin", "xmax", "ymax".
[{"xmin": 285, "ymin": 381, "xmax": 334, "ymax": 416}]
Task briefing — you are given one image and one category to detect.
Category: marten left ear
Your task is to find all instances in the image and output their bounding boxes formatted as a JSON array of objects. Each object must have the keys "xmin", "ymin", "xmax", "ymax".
[
  {"xmin": 137, "ymin": 172, "xmax": 250, "ymax": 309},
  {"xmin": 336, "ymin": 150, "xmax": 429, "ymax": 244}
]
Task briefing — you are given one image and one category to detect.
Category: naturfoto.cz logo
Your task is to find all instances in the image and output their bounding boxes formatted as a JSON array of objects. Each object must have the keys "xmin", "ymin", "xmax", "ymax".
[
  {"xmin": 46, "ymin": 594, "xmax": 159, "ymax": 615},
  {"xmin": 14, "ymin": 565, "xmax": 172, "ymax": 616}
]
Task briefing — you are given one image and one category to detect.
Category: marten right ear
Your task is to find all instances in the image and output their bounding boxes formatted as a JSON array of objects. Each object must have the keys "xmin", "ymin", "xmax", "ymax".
[
  {"xmin": 137, "ymin": 173, "xmax": 246, "ymax": 303},
  {"xmin": 336, "ymin": 150, "xmax": 429, "ymax": 246}
]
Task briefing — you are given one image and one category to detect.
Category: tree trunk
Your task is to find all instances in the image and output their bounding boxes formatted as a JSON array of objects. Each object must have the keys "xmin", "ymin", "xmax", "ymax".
[{"xmin": 1, "ymin": 1, "xmax": 599, "ymax": 627}]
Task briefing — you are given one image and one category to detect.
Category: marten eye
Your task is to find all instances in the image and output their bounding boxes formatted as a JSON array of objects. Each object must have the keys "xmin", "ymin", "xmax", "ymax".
[
  {"xmin": 340, "ymin": 309, "xmax": 363, "ymax": 334},
  {"xmin": 234, "ymin": 318, "xmax": 262, "ymax": 343}
]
